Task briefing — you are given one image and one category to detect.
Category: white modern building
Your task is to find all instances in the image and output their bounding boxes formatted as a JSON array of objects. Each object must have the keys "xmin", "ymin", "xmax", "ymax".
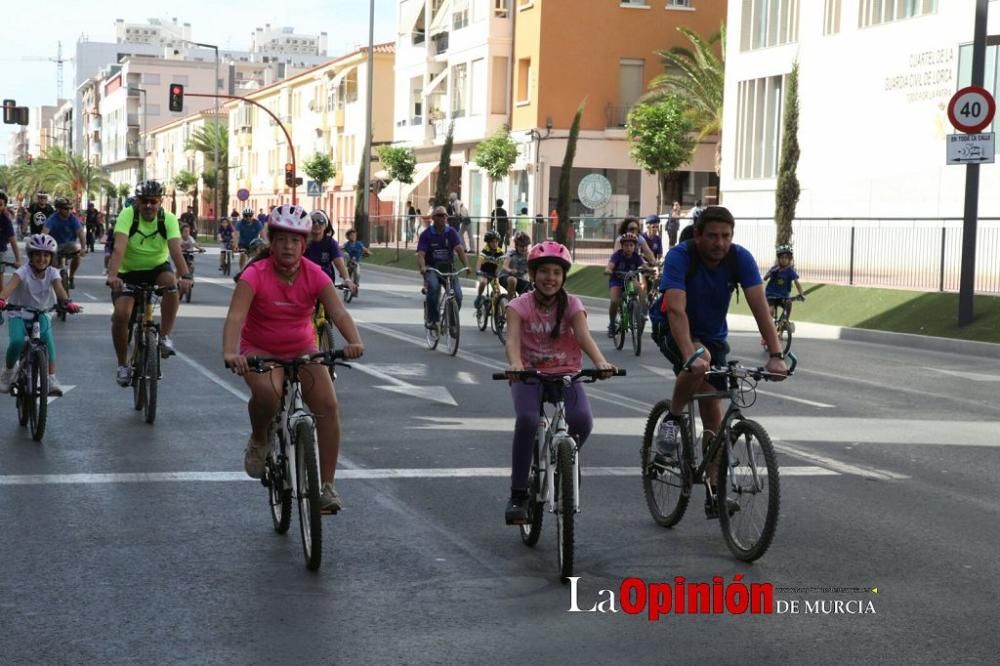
[{"xmin": 721, "ymin": 0, "xmax": 1000, "ymax": 218}]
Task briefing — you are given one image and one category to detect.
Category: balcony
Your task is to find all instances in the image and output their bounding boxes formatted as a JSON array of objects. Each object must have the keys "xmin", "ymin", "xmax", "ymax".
[
  {"xmin": 605, "ymin": 104, "xmax": 633, "ymax": 128},
  {"xmin": 127, "ymin": 113, "xmax": 140, "ymax": 128},
  {"xmin": 431, "ymin": 31, "xmax": 449, "ymax": 55}
]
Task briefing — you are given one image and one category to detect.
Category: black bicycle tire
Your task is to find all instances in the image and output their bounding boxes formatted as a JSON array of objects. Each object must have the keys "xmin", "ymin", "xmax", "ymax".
[
  {"xmin": 132, "ymin": 322, "xmax": 145, "ymax": 411},
  {"xmin": 268, "ymin": 431, "xmax": 292, "ymax": 534},
  {"xmin": 631, "ymin": 298, "xmax": 643, "ymax": 356},
  {"xmin": 615, "ymin": 303, "xmax": 627, "ymax": 350},
  {"xmin": 641, "ymin": 399, "xmax": 691, "ymax": 527},
  {"xmin": 445, "ymin": 299, "xmax": 460, "ymax": 356},
  {"xmin": 424, "ymin": 298, "xmax": 440, "ymax": 350},
  {"xmin": 476, "ymin": 298, "xmax": 488, "ymax": 331},
  {"xmin": 29, "ymin": 347, "xmax": 48, "ymax": 442},
  {"xmin": 143, "ymin": 329, "xmax": 159, "ymax": 424},
  {"xmin": 555, "ymin": 437, "xmax": 575, "ymax": 582},
  {"xmin": 520, "ymin": 437, "xmax": 544, "ymax": 546},
  {"xmin": 719, "ymin": 419, "xmax": 780, "ymax": 562},
  {"xmin": 319, "ymin": 322, "xmax": 337, "ymax": 381},
  {"xmin": 295, "ymin": 420, "xmax": 323, "ymax": 571},
  {"xmin": 493, "ymin": 296, "xmax": 508, "ymax": 343},
  {"xmin": 779, "ymin": 321, "xmax": 793, "ymax": 357},
  {"xmin": 16, "ymin": 351, "xmax": 30, "ymax": 427}
]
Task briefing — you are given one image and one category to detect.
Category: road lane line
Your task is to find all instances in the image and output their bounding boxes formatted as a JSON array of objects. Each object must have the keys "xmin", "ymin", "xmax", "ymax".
[
  {"xmin": 0, "ymin": 466, "xmax": 838, "ymax": 485},
  {"xmin": 642, "ymin": 364, "xmax": 835, "ymax": 409},
  {"xmin": 175, "ymin": 351, "xmax": 250, "ymax": 402},
  {"xmin": 773, "ymin": 441, "xmax": 910, "ymax": 480},
  {"xmin": 797, "ymin": 366, "xmax": 1000, "ymax": 411},
  {"xmin": 81, "ymin": 292, "xmax": 98, "ymax": 301}
]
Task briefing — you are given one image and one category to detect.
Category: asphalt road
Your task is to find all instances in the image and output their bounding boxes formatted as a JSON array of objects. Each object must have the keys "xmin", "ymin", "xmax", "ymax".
[{"xmin": 1, "ymin": 253, "xmax": 998, "ymax": 664}]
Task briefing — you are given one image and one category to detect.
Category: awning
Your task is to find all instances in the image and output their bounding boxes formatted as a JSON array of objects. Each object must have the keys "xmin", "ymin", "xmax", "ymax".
[{"xmin": 377, "ymin": 161, "xmax": 437, "ymax": 203}]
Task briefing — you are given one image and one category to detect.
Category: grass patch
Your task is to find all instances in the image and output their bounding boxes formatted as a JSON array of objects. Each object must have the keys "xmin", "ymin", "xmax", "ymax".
[{"xmin": 369, "ymin": 248, "xmax": 1000, "ymax": 343}]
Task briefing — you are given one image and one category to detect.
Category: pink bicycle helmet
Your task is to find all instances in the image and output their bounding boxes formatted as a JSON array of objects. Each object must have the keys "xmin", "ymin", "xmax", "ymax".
[
  {"xmin": 268, "ymin": 204, "xmax": 311, "ymax": 235},
  {"xmin": 27, "ymin": 233, "xmax": 58, "ymax": 255},
  {"xmin": 527, "ymin": 240, "xmax": 572, "ymax": 272}
]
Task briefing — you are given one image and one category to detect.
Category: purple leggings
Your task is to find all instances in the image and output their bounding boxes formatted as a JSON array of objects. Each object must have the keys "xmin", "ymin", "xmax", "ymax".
[{"xmin": 510, "ymin": 381, "xmax": 593, "ymax": 490}]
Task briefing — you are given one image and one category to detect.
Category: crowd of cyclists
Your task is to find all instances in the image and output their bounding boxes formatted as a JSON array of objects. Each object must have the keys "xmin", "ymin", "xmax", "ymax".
[{"xmin": 0, "ymin": 180, "xmax": 806, "ymax": 527}]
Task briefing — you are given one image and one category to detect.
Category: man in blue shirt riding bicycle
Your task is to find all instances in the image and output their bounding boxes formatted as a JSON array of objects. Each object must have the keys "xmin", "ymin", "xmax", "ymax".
[{"xmin": 416, "ymin": 205, "xmax": 472, "ymax": 329}]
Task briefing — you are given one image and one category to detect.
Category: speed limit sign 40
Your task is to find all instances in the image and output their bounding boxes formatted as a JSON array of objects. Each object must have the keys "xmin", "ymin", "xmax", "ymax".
[{"xmin": 947, "ymin": 86, "xmax": 996, "ymax": 133}]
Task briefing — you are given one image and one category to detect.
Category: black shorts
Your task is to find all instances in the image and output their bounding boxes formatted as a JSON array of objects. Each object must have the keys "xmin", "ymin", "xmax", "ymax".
[
  {"xmin": 117, "ymin": 262, "xmax": 174, "ymax": 291},
  {"xmin": 652, "ymin": 324, "xmax": 730, "ymax": 391},
  {"xmin": 767, "ymin": 296, "xmax": 791, "ymax": 307},
  {"xmin": 499, "ymin": 273, "xmax": 531, "ymax": 294}
]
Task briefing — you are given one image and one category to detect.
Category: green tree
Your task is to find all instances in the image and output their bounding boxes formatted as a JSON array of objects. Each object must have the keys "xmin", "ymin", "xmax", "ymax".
[
  {"xmin": 117, "ymin": 183, "xmax": 132, "ymax": 202},
  {"xmin": 103, "ymin": 183, "xmax": 118, "ymax": 214},
  {"xmin": 626, "ymin": 97, "xmax": 696, "ymax": 213},
  {"xmin": 303, "ymin": 152, "xmax": 337, "ymax": 206},
  {"xmin": 474, "ymin": 128, "xmax": 518, "ymax": 210},
  {"xmin": 555, "ymin": 103, "xmax": 585, "ymax": 245},
  {"xmin": 186, "ymin": 120, "xmax": 229, "ymax": 218},
  {"xmin": 173, "ymin": 169, "xmax": 199, "ymax": 217},
  {"xmin": 433, "ymin": 123, "xmax": 455, "ymax": 208},
  {"xmin": 35, "ymin": 146, "xmax": 113, "ymax": 204},
  {"xmin": 377, "ymin": 144, "xmax": 417, "ymax": 215},
  {"xmin": 4, "ymin": 161, "xmax": 48, "ymax": 202},
  {"xmin": 774, "ymin": 62, "xmax": 800, "ymax": 247},
  {"xmin": 644, "ymin": 24, "xmax": 726, "ymax": 174}
]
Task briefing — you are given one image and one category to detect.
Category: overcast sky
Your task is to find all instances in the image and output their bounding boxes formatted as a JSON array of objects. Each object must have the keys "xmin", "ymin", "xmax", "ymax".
[{"xmin": 0, "ymin": 0, "xmax": 396, "ymax": 163}]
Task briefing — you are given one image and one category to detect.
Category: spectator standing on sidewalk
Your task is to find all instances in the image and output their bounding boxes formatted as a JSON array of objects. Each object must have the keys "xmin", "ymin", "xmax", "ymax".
[
  {"xmin": 665, "ymin": 201, "xmax": 682, "ymax": 247},
  {"xmin": 491, "ymin": 199, "xmax": 510, "ymax": 248}
]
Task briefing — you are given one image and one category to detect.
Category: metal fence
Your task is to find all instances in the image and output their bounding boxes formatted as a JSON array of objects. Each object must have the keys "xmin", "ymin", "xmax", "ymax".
[{"xmin": 359, "ymin": 215, "xmax": 1000, "ymax": 296}]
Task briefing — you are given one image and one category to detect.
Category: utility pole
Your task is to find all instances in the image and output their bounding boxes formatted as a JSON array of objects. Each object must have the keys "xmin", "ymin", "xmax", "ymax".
[
  {"xmin": 959, "ymin": 0, "xmax": 989, "ymax": 326},
  {"xmin": 361, "ymin": 0, "xmax": 375, "ymax": 245}
]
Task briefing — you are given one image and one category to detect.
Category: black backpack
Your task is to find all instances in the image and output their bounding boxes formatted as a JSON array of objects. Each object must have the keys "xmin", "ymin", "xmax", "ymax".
[
  {"xmin": 128, "ymin": 204, "xmax": 167, "ymax": 240},
  {"xmin": 651, "ymin": 239, "xmax": 741, "ymax": 325}
]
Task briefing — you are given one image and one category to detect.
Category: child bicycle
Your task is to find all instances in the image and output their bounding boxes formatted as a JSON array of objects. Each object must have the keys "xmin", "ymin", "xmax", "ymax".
[
  {"xmin": 640, "ymin": 349, "xmax": 797, "ymax": 562},
  {"xmin": 493, "ymin": 367, "xmax": 626, "ymax": 582},
  {"xmin": 55, "ymin": 247, "xmax": 81, "ymax": 321},
  {"xmin": 423, "ymin": 266, "xmax": 469, "ymax": 355},
  {"xmin": 612, "ymin": 268, "xmax": 654, "ymax": 356},
  {"xmin": 181, "ymin": 248, "xmax": 206, "ymax": 303},
  {"xmin": 2, "ymin": 303, "xmax": 80, "ymax": 442},
  {"xmin": 770, "ymin": 295, "xmax": 805, "ymax": 356},
  {"xmin": 474, "ymin": 272, "xmax": 504, "ymax": 334},
  {"xmin": 244, "ymin": 350, "xmax": 352, "ymax": 572}
]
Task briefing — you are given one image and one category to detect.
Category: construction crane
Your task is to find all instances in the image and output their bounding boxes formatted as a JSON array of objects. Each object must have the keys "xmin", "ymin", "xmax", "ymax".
[{"xmin": 12, "ymin": 42, "xmax": 75, "ymax": 101}]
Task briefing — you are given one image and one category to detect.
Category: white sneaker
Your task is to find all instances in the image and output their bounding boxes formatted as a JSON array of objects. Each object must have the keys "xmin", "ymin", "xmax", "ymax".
[
  {"xmin": 243, "ymin": 437, "xmax": 268, "ymax": 479},
  {"xmin": 0, "ymin": 367, "xmax": 14, "ymax": 394},
  {"xmin": 160, "ymin": 336, "xmax": 176, "ymax": 358},
  {"xmin": 47, "ymin": 375, "xmax": 64, "ymax": 397},
  {"xmin": 116, "ymin": 365, "xmax": 131, "ymax": 387}
]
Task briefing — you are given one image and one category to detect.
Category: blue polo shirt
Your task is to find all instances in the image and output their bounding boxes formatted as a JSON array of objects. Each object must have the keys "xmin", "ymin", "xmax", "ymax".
[
  {"xmin": 235, "ymin": 219, "xmax": 263, "ymax": 248},
  {"xmin": 44, "ymin": 212, "xmax": 82, "ymax": 245},
  {"xmin": 660, "ymin": 241, "xmax": 762, "ymax": 342},
  {"xmin": 765, "ymin": 265, "xmax": 800, "ymax": 299},
  {"xmin": 642, "ymin": 232, "xmax": 663, "ymax": 259},
  {"xmin": 417, "ymin": 224, "xmax": 462, "ymax": 267}
]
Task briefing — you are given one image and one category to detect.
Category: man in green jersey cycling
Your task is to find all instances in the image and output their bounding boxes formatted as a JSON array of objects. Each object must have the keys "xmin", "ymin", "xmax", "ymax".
[{"xmin": 106, "ymin": 180, "xmax": 192, "ymax": 386}]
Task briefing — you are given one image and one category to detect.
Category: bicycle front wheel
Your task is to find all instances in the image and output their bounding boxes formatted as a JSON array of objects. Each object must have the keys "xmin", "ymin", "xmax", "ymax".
[
  {"xmin": 143, "ymin": 330, "xmax": 159, "ymax": 424},
  {"xmin": 777, "ymin": 320, "xmax": 793, "ymax": 356},
  {"xmin": 719, "ymin": 419, "xmax": 780, "ymax": 562},
  {"xmin": 641, "ymin": 400, "xmax": 691, "ymax": 527},
  {"xmin": 445, "ymin": 299, "xmax": 460, "ymax": 356},
  {"xmin": 555, "ymin": 438, "xmax": 575, "ymax": 583},
  {"xmin": 29, "ymin": 347, "xmax": 49, "ymax": 442},
  {"xmin": 520, "ymin": 439, "xmax": 544, "ymax": 546},
  {"xmin": 493, "ymin": 296, "xmax": 508, "ymax": 344},
  {"xmin": 295, "ymin": 420, "xmax": 323, "ymax": 571},
  {"xmin": 132, "ymin": 331, "xmax": 146, "ymax": 411},
  {"xmin": 476, "ymin": 298, "xmax": 489, "ymax": 331},
  {"xmin": 630, "ymin": 299, "xmax": 643, "ymax": 356}
]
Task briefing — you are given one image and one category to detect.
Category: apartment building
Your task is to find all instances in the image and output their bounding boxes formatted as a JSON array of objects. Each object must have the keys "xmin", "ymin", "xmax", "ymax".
[
  {"xmin": 25, "ymin": 104, "xmax": 63, "ymax": 162},
  {"xmin": 50, "ymin": 100, "xmax": 75, "ymax": 154},
  {"xmin": 390, "ymin": 0, "xmax": 516, "ymax": 215},
  {"xmin": 147, "ymin": 108, "xmax": 224, "ymax": 215},
  {"xmin": 721, "ymin": 0, "xmax": 1000, "ymax": 217},
  {"xmin": 225, "ymin": 44, "xmax": 395, "ymax": 219},
  {"xmin": 99, "ymin": 56, "xmax": 231, "ymax": 189}
]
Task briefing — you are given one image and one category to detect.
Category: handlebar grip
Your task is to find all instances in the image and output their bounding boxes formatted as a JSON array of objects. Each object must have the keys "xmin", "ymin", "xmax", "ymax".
[
  {"xmin": 492, "ymin": 372, "xmax": 509, "ymax": 381},
  {"xmin": 682, "ymin": 347, "xmax": 705, "ymax": 371},
  {"xmin": 614, "ymin": 368, "xmax": 627, "ymax": 377}
]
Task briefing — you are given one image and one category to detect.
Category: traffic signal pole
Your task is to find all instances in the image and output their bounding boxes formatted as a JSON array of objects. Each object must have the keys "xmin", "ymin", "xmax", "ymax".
[{"xmin": 185, "ymin": 92, "xmax": 298, "ymax": 205}]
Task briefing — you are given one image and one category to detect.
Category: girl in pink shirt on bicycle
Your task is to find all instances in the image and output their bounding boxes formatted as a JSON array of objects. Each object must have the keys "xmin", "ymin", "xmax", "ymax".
[
  {"xmin": 503, "ymin": 241, "xmax": 615, "ymax": 524},
  {"xmin": 222, "ymin": 204, "xmax": 363, "ymax": 513}
]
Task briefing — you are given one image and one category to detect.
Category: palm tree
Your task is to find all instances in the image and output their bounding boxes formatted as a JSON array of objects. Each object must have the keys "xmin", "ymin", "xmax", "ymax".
[
  {"xmin": 173, "ymin": 169, "xmax": 199, "ymax": 217},
  {"xmin": 35, "ymin": 146, "xmax": 113, "ymax": 204},
  {"xmin": 4, "ymin": 161, "xmax": 50, "ymax": 202},
  {"xmin": 643, "ymin": 24, "xmax": 726, "ymax": 174},
  {"xmin": 186, "ymin": 121, "xmax": 229, "ymax": 218}
]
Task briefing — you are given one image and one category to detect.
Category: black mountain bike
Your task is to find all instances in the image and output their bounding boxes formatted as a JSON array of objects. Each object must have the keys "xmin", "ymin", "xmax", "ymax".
[{"xmin": 123, "ymin": 283, "xmax": 176, "ymax": 425}]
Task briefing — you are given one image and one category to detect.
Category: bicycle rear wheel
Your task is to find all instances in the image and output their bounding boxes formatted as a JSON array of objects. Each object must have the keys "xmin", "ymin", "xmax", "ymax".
[
  {"xmin": 132, "ymin": 329, "xmax": 146, "ymax": 411},
  {"xmin": 28, "ymin": 348, "xmax": 49, "ymax": 442},
  {"xmin": 718, "ymin": 419, "xmax": 780, "ymax": 562},
  {"xmin": 630, "ymin": 299, "xmax": 643, "ymax": 356},
  {"xmin": 143, "ymin": 329, "xmax": 159, "ymax": 425},
  {"xmin": 444, "ymin": 299, "xmax": 460, "ymax": 356},
  {"xmin": 318, "ymin": 322, "xmax": 337, "ymax": 381},
  {"xmin": 555, "ymin": 438, "xmax": 575, "ymax": 582},
  {"xmin": 267, "ymin": 430, "xmax": 292, "ymax": 534},
  {"xmin": 295, "ymin": 420, "xmax": 323, "ymax": 571},
  {"xmin": 476, "ymin": 298, "xmax": 489, "ymax": 331},
  {"xmin": 641, "ymin": 400, "xmax": 691, "ymax": 527},
  {"xmin": 520, "ymin": 439, "xmax": 544, "ymax": 546}
]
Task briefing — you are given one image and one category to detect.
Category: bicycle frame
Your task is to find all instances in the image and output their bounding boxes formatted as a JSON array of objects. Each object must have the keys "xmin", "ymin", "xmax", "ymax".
[
  {"xmin": 534, "ymin": 383, "xmax": 579, "ymax": 515},
  {"xmin": 272, "ymin": 371, "xmax": 315, "ymax": 503}
]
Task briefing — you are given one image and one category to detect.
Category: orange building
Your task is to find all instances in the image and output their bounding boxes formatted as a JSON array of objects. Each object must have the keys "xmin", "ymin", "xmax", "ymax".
[{"xmin": 507, "ymin": 0, "xmax": 725, "ymax": 234}]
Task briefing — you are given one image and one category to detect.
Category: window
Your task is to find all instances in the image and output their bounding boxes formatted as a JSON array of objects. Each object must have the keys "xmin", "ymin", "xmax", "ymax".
[
  {"xmin": 617, "ymin": 59, "xmax": 645, "ymax": 127},
  {"xmin": 666, "ymin": 0, "xmax": 692, "ymax": 7},
  {"xmin": 858, "ymin": 0, "xmax": 937, "ymax": 28},
  {"xmin": 823, "ymin": 0, "xmax": 841, "ymax": 34},
  {"xmin": 494, "ymin": 0, "xmax": 509, "ymax": 18},
  {"xmin": 492, "ymin": 57, "xmax": 509, "ymax": 114},
  {"xmin": 621, "ymin": 0, "xmax": 649, "ymax": 6},
  {"xmin": 517, "ymin": 57, "xmax": 531, "ymax": 103},
  {"xmin": 471, "ymin": 58, "xmax": 486, "ymax": 116},
  {"xmin": 451, "ymin": 63, "xmax": 468, "ymax": 117},
  {"xmin": 453, "ymin": 0, "xmax": 469, "ymax": 30},
  {"xmin": 740, "ymin": 0, "xmax": 800, "ymax": 50},
  {"xmin": 734, "ymin": 74, "xmax": 785, "ymax": 179},
  {"xmin": 142, "ymin": 73, "xmax": 161, "ymax": 85}
]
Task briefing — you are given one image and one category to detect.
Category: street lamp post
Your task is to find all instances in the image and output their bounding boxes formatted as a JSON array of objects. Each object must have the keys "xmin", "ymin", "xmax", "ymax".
[
  {"xmin": 188, "ymin": 42, "xmax": 221, "ymax": 227},
  {"xmin": 127, "ymin": 87, "xmax": 147, "ymax": 180},
  {"xmin": 362, "ymin": 0, "xmax": 375, "ymax": 244}
]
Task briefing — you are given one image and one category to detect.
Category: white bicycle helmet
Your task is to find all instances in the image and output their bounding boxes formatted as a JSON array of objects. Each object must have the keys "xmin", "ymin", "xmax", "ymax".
[
  {"xmin": 27, "ymin": 233, "xmax": 58, "ymax": 255},
  {"xmin": 268, "ymin": 204, "xmax": 311, "ymax": 235}
]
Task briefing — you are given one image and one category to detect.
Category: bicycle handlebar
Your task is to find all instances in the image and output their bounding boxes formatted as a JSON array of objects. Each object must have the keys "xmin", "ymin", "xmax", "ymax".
[
  {"xmin": 425, "ymin": 267, "xmax": 470, "ymax": 278},
  {"xmin": 492, "ymin": 368, "xmax": 626, "ymax": 383},
  {"xmin": 244, "ymin": 350, "xmax": 350, "ymax": 374},
  {"xmin": 681, "ymin": 347, "xmax": 798, "ymax": 379},
  {"xmin": 1, "ymin": 261, "xmax": 20, "ymax": 269},
  {"xmin": 117, "ymin": 283, "xmax": 179, "ymax": 296}
]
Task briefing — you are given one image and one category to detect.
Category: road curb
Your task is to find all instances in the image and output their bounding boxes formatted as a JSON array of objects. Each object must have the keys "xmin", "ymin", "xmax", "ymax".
[{"xmin": 366, "ymin": 265, "xmax": 1000, "ymax": 359}]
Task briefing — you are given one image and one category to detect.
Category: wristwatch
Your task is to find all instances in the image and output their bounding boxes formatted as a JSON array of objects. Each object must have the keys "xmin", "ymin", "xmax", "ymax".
[{"xmin": 769, "ymin": 352, "xmax": 783, "ymax": 359}]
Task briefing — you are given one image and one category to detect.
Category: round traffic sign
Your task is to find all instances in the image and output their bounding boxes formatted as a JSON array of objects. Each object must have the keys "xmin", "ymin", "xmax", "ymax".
[
  {"xmin": 236, "ymin": 188, "xmax": 250, "ymax": 201},
  {"xmin": 947, "ymin": 86, "xmax": 996, "ymax": 134}
]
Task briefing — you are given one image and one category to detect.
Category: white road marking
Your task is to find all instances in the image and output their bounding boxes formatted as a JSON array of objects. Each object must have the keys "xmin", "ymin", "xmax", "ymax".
[
  {"xmin": 796, "ymin": 366, "xmax": 998, "ymax": 409},
  {"xmin": 456, "ymin": 371, "xmax": 477, "ymax": 384},
  {"xmin": 925, "ymin": 367, "xmax": 1000, "ymax": 382},
  {"xmin": 771, "ymin": 441, "xmax": 909, "ymax": 481},
  {"xmin": 352, "ymin": 362, "xmax": 458, "ymax": 406},
  {"xmin": 81, "ymin": 292, "xmax": 98, "ymax": 301},
  {"xmin": 0, "ymin": 466, "xmax": 838, "ymax": 486},
  {"xmin": 642, "ymin": 364, "xmax": 835, "ymax": 409},
  {"xmin": 175, "ymin": 351, "xmax": 250, "ymax": 402},
  {"xmin": 47, "ymin": 385, "xmax": 76, "ymax": 404}
]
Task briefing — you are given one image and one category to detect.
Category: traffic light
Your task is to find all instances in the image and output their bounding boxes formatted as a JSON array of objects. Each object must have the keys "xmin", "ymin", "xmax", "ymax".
[
  {"xmin": 285, "ymin": 163, "xmax": 295, "ymax": 187},
  {"xmin": 2, "ymin": 99, "xmax": 14, "ymax": 124},
  {"xmin": 169, "ymin": 84, "xmax": 184, "ymax": 112}
]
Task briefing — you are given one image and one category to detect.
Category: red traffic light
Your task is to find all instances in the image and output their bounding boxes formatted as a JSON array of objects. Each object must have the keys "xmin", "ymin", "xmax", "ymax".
[{"xmin": 169, "ymin": 83, "xmax": 185, "ymax": 113}]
